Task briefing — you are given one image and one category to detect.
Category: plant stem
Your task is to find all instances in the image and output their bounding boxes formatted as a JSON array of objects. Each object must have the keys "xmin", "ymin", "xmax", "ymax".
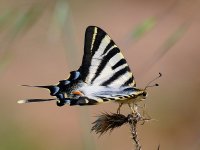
[{"xmin": 128, "ymin": 114, "xmax": 142, "ymax": 150}]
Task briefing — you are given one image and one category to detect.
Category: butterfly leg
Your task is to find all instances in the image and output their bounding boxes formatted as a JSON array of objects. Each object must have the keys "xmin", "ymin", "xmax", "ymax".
[
  {"xmin": 117, "ymin": 103, "xmax": 123, "ymax": 114},
  {"xmin": 140, "ymin": 104, "xmax": 151, "ymax": 120},
  {"xmin": 138, "ymin": 103, "xmax": 152, "ymax": 125},
  {"xmin": 132, "ymin": 104, "xmax": 152, "ymax": 125},
  {"xmin": 128, "ymin": 103, "xmax": 138, "ymax": 114}
]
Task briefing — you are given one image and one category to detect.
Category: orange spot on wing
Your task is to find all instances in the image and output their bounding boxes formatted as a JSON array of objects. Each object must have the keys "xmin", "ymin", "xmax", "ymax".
[{"xmin": 72, "ymin": 91, "xmax": 84, "ymax": 96}]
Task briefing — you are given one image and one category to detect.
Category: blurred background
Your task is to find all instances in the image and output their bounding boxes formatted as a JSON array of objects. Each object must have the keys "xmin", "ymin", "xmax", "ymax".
[{"xmin": 0, "ymin": 0, "xmax": 200, "ymax": 150}]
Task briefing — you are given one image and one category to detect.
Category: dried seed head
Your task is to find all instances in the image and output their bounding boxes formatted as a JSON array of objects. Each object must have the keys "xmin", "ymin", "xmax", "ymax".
[{"xmin": 91, "ymin": 113, "xmax": 128, "ymax": 135}]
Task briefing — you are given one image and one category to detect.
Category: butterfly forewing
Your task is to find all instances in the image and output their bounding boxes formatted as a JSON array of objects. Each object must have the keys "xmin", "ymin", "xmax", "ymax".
[{"xmin": 78, "ymin": 26, "xmax": 136, "ymax": 87}]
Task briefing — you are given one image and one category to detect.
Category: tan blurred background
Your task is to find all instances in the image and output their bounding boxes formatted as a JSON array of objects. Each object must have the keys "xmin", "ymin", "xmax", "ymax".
[{"xmin": 0, "ymin": 0, "xmax": 200, "ymax": 150}]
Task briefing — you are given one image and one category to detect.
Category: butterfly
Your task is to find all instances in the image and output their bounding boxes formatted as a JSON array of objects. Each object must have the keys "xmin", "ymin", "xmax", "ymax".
[{"xmin": 18, "ymin": 26, "xmax": 161, "ymax": 114}]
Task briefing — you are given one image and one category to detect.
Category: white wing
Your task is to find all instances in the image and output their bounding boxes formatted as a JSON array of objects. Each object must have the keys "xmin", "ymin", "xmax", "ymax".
[{"xmin": 78, "ymin": 26, "xmax": 135, "ymax": 87}]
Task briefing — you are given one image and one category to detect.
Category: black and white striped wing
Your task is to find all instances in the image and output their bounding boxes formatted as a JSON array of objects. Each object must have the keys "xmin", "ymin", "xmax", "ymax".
[
  {"xmin": 78, "ymin": 26, "xmax": 136, "ymax": 87},
  {"xmin": 18, "ymin": 26, "xmax": 136, "ymax": 106}
]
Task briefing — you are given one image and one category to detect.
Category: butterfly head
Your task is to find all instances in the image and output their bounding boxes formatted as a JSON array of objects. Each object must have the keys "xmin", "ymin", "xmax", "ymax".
[
  {"xmin": 141, "ymin": 90, "xmax": 148, "ymax": 99},
  {"xmin": 133, "ymin": 89, "xmax": 148, "ymax": 100}
]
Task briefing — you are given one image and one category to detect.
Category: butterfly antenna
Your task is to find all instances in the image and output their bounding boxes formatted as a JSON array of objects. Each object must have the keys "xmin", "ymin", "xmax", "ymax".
[{"xmin": 144, "ymin": 73, "xmax": 162, "ymax": 90}]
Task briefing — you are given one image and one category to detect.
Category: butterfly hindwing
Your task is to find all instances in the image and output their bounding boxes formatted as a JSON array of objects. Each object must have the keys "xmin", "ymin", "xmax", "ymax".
[{"xmin": 78, "ymin": 26, "xmax": 135, "ymax": 87}]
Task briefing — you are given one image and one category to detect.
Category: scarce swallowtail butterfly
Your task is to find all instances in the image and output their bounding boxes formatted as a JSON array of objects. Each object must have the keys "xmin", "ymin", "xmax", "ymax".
[{"xmin": 18, "ymin": 26, "xmax": 161, "ymax": 113}]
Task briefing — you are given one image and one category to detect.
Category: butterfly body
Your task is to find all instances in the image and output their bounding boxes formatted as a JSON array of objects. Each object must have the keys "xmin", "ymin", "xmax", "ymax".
[{"xmin": 19, "ymin": 26, "xmax": 150, "ymax": 113}]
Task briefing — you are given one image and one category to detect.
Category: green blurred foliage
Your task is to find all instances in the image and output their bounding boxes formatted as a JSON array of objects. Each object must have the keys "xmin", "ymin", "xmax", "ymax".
[
  {"xmin": 132, "ymin": 17, "xmax": 156, "ymax": 40},
  {"xmin": 0, "ymin": 9, "xmax": 15, "ymax": 31},
  {"xmin": 10, "ymin": 4, "xmax": 44, "ymax": 38}
]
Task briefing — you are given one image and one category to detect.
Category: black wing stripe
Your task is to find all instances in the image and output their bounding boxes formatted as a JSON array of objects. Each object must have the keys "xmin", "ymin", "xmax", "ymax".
[
  {"xmin": 80, "ymin": 27, "xmax": 94, "ymax": 81},
  {"xmin": 112, "ymin": 58, "xmax": 127, "ymax": 70},
  {"xmin": 96, "ymin": 96, "xmax": 110, "ymax": 102},
  {"xmin": 121, "ymin": 76, "xmax": 135, "ymax": 86},
  {"xmin": 91, "ymin": 28, "xmax": 106, "ymax": 56},
  {"xmin": 91, "ymin": 47, "xmax": 120, "ymax": 83},
  {"xmin": 102, "ymin": 40, "xmax": 115, "ymax": 55},
  {"xmin": 102, "ymin": 98, "xmax": 109, "ymax": 102},
  {"xmin": 101, "ymin": 66, "xmax": 130, "ymax": 86}
]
